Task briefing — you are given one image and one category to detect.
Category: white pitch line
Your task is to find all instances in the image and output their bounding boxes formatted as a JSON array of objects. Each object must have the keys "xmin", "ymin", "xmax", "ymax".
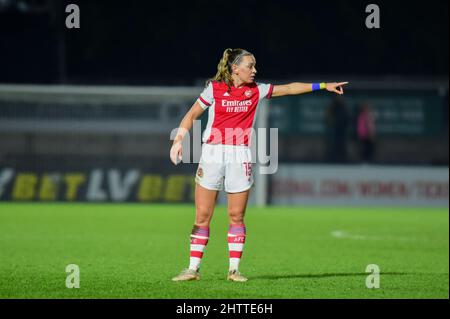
[
  {"xmin": 331, "ymin": 230, "xmax": 417, "ymax": 242},
  {"xmin": 331, "ymin": 230, "xmax": 368, "ymax": 240}
]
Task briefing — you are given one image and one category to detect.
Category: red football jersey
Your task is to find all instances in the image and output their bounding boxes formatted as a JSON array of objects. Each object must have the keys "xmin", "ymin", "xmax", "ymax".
[{"xmin": 197, "ymin": 81, "xmax": 273, "ymax": 146}]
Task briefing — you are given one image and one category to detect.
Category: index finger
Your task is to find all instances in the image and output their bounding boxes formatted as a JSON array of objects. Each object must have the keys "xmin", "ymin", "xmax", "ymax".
[{"xmin": 338, "ymin": 82, "xmax": 349, "ymax": 86}]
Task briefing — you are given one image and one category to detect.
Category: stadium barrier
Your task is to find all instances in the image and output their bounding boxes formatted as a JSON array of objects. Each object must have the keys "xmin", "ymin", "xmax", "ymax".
[
  {"xmin": 271, "ymin": 164, "xmax": 449, "ymax": 207},
  {"xmin": 1, "ymin": 163, "xmax": 448, "ymax": 206},
  {"xmin": 0, "ymin": 151, "xmax": 199, "ymax": 203},
  {"xmin": 0, "ymin": 82, "xmax": 448, "ymax": 206},
  {"xmin": 0, "ymin": 166, "xmax": 195, "ymax": 203}
]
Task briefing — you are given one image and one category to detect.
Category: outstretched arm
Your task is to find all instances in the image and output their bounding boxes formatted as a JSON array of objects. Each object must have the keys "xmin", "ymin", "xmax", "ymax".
[{"xmin": 271, "ymin": 82, "xmax": 349, "ymax": 97}]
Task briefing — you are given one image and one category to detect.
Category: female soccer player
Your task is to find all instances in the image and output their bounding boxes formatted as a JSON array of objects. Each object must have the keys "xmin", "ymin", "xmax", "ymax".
[{"xmin": 170, "ymin": 48, "xmax": 348, "ymax": 282}]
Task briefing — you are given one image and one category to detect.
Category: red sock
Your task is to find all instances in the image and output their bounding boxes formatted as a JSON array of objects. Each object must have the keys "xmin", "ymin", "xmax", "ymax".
[
  {"xmin": 228, "ymin": 224, "xmax": 246, "ymax": 271},
  {"xmin": 188, "ymin": 225, "xmax": 209, "ymax": 271}
]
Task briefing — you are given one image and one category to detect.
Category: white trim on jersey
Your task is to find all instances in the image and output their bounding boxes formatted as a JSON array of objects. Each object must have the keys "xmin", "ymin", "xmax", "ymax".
[
  {"xmin": 256, "ymin": 82, "xmax": 273, "ymax": 100},
  {"xmin": 202, "ymin": 100, "xmax": 216, "ymax": 143},
  {"xmin": 197, "ymin": 82, "xmax": 214, "ymax": 110},
  {"xmin": 197, "ymin": 83, "xmax": 217, "ymax": 143}
]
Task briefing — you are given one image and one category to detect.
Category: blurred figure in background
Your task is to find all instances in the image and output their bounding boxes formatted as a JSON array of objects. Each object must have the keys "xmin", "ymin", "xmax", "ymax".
[
  {"xmin": 357, "ymin": 102, "xmax": 376, "ymax": 163},
  {"xmin": 325, "ymin": 95, "xmax": 349, "ymax": 163}
]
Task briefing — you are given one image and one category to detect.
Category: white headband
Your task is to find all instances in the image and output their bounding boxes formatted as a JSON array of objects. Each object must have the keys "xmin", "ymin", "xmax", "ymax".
[{"xmin": 230, "ymin": 51, "xmax": 252, "ymax": 65}]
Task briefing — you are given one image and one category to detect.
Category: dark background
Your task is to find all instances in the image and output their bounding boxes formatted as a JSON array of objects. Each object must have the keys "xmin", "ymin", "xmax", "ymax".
[
  {"xmin": 0, "ymin": 0, "xmax": 448, "ymax": 174},
  {"xmin": 0, "ymin": 0, "xmax": 448, "ymax": 85}
]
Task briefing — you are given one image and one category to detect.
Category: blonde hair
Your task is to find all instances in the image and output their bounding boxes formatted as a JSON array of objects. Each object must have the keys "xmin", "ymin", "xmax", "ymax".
[{"xmin": 207, "ymin": 48, "xmax": 253, "ymax": 89}]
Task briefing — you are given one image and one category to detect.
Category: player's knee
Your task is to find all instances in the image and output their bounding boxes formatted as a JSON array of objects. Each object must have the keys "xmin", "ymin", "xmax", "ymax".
[
  {"xmin": 195, "ymin": 205, "xmax": 213, "ymax": 225},
  {"xmin": 228, "ymin": 207, "xmax": 245, "ymax": 224}
]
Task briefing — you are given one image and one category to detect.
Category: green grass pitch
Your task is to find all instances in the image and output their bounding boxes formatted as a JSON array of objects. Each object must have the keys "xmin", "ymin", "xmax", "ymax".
[{"xmin": 0, "ymin": 203, "xmax": 448, "ymax": 299}]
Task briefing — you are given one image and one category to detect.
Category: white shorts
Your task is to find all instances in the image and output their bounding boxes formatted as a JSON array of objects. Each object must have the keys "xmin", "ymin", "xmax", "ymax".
[{"xmin": 195, "ymin": 143, "xmax": 254, "ymax": 193}]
